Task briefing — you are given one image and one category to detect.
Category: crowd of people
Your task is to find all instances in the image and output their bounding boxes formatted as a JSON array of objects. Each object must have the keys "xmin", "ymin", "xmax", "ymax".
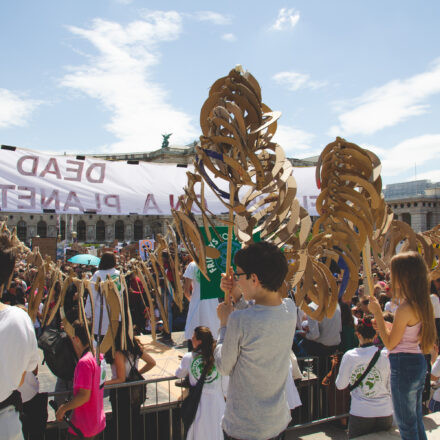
[{"xmin": 1, "ymin": 230, "xmax": 440, "ymax": 440}]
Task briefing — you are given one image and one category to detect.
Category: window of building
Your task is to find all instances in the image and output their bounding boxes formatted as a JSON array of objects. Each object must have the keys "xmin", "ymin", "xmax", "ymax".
[
  {"xmin": 134, "ymin": 220, "xmax": 143, "ymax": 241},
  {"xmin": 401, "ymin": 213, "xmax": 411, "ymax": 226},
  {"xmin": 37, "ymin": 221, "xmax": 47, "ymax": 238},
  {"xmin": 96, "ymin": 220, "xmax": 105, "ymax": 242},
  {"xmin": 17, "ymin": 221, "xmax": 27, "ymax": 242},
  {"xmin": 427, "ymin": 212, "xmax": 433, "ymax": 230},
  {"xmin": 115, "ymin": 220, "xmax": 124, "ymax": 241},
  {"xmin": 414, "ymin": 202, "xmax": 418, "ymax": 207},
  {"xmin": 77, "ymin": 220, "xmax": 86, "ymax": 241}
]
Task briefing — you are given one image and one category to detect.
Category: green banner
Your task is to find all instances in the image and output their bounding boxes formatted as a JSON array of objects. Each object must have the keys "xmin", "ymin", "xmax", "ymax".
[{"xmin": 200, "ymin": 227, "xmax": 259, "ymax": 300}]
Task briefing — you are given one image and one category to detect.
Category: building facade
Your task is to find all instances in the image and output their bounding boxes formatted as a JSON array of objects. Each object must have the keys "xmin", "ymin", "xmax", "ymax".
[{"xmin": 384, "ymin": 180, "xmax": 440, "ymax": 232}]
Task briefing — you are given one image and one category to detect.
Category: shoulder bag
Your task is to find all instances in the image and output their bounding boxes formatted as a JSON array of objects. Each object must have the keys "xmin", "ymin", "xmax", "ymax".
[
  {"xmin": 348, "ymin": 347, "xmax": 382, "ymax": 391},
  {"xmin": 126, "ymin": 355, "xmax": 146, "ymax": 406},
  {"xmin": 181, "ymin": 364, "xmax": 209, "ymax": 433}
]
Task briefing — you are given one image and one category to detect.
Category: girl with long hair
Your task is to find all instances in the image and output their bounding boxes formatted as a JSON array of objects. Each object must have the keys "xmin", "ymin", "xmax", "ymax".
[
  {"xmin": 105, "ymin": 324, "xmax": 156, "ymax": 439},
  {"xmin": 369, "ymin": 251, "xmax": 436, "ymax": 440},
  {"xmin": 175, "ymin": 326, "xmax": 226, "ymax": 440}
]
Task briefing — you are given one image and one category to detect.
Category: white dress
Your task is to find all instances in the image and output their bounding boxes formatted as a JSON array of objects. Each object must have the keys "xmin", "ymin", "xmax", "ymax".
[
  {"xmin": 183, "ymin": 262, "xmax": 220, "ymax": 339},
  {"xmin": 176, "ymin": 352, "xmax": 226, "ymax": 440}
]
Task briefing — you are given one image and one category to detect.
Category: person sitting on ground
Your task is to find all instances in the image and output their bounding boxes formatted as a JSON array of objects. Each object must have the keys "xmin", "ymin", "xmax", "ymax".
[
  {"xmin": 175, "ymin": 326, "xmax": 226, "ymax": 440},
  {"xmin": 336, "ymin": 316, "xmax": 393, "ymax": 439},
  {"xmin": 55, "ymin": 320, "xmax": 106, "ymax": 440},
  {"xmin": 215, "ymin": 241, "xmax": 296, "ymax": 440}
]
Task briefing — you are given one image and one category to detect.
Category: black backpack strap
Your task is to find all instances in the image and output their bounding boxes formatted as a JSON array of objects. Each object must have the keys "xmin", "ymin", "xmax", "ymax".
[{"xmin": 349, "ymin": 348, "xmax": 382, "ymax": 392}]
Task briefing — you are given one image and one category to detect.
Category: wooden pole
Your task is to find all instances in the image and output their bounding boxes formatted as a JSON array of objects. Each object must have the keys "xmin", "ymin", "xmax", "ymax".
[
  {"xmin": 362, "ymin": 238, "xmax": 374, "ymax": 297},
  {"xmin": 224, "ymin": 183, "xmax": 235, "ymax": 304}
]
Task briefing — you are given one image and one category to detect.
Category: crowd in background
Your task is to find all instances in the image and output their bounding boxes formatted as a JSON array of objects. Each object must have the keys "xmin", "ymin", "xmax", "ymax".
[{"xmin": 2, "ymin": 240, "xmax": 440, "ymax": 440}]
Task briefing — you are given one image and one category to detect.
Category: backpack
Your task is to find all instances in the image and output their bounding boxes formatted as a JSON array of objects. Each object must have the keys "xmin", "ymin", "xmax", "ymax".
[{"xmin": 38, "ymin": 328, "xmax": 78, "ymax": 381}]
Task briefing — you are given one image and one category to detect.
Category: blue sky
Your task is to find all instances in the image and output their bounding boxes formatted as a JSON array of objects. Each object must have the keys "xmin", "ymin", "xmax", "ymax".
[{"xmin": 1, "ymin": 0, "xmax": 440, "ymax": 186}]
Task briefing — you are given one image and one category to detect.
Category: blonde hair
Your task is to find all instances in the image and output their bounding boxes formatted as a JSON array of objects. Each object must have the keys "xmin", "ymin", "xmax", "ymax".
[{"xmin": 391, "ymin": 251, "xmax": 436, "ymax": 353}]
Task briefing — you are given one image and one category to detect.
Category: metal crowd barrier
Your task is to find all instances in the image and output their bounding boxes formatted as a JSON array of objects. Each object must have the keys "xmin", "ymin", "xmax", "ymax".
[
  {"xmin": 286, "ymin": 356, "xmax": 349, "ymax": 432},
  {"xmin": 40, "ymin": 355, "xmax": 430, "ymax": 439},
  {"xmin": 43, "ymin": 375, "xmax": 185, "ymax": 440}
]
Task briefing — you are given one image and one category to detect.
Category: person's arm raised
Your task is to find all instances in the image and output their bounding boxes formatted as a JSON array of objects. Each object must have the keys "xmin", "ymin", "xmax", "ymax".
[
  {"xmin": 369, "ymin": 296, "xmax": 410, "ymax": 351},
  {"xmin": 220, "ymin": 269, "xmax": 241, "ymax": 304}
]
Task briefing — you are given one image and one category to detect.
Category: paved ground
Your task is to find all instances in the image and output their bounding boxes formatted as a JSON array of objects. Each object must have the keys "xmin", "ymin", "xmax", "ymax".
[{"xmin": 285, "ymin": 412, "xmax": 440, "ymax": 439}]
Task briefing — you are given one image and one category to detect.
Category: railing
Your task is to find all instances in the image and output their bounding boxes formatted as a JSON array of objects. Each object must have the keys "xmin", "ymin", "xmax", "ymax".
[
  {"xmin": 287, "ymin": 356, "xmax": 349, "ymax": 432},
  {"xmin": 41, "ymin": 354, "xmax": 430, "ymax": 439},
  {"xmin": 43, "ymin": 375, "xmax": 185, "ymax": 440}
]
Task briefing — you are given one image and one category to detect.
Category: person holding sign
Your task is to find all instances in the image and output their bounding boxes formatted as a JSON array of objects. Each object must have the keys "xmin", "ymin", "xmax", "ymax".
[{"xmin": 215, "ymin": 241, "xmax": 296, "ymax": 440}]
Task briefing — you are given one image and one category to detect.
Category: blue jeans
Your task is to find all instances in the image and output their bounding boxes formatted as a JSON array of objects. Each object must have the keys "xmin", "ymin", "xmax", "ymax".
[{"xmin": 389, "ymin": 353, "xmax": 427, "ymax": 440}]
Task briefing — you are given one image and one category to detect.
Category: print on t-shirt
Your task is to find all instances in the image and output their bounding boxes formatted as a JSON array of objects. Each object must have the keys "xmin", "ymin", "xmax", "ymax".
[
  {"xmin": 350, "ymin": 365, "xmax": 382, "ymax": 398},
  {"xmin": 191, "ymin": 355, "xmax": 219, "ymax": 384}
]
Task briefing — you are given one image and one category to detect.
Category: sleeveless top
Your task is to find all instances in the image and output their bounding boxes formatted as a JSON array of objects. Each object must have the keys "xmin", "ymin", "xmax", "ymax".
[{"xmin": 390, "ymin": 322, "xmax": 422, "ymax": 354}]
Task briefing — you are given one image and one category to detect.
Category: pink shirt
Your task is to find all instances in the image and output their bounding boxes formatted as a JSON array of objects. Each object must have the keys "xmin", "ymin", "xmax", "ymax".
[
  {"xmin": 390, "ymin": 322, "xmax": 422, "ymax": 354},
  {"xmin": 70, "ymin": 352, "xmax": 106, "ymax": 437}
]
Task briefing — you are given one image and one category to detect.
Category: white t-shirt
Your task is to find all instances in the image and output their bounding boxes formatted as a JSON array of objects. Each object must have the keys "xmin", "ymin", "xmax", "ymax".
[
  {"xmin": 85, "ymin": 268, "xmax": 121, "ymax": 336},
  {"xmin": 431, "ymin": 356, "xmax": 440, "ymax": 401},
  {"xmin": 431, "ymin": 295, "xmax": 440, "ymax": 319},
  {"xmin": 335, "ymin": 346, "xmax": 392, "ymax": 417},
  {"xmin": 183, "ymin": 262, "xmax": 220, "ymax": 340},
  {"xmin": 18, "ymin": 371, "xmax": 39, "ymax": 403},
  {"xmin": 0, "ymin": 306, "xmax": 40, "ymax": 401},
  {"xmin": 176, "ymin": 352, "xmax": 227, "ymax": 440}
]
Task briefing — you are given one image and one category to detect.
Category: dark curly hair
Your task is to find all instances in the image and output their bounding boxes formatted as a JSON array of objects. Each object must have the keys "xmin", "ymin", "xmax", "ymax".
[{"xmin": 194, "ymin": 326, "xmax": 216, "ymax": 374}]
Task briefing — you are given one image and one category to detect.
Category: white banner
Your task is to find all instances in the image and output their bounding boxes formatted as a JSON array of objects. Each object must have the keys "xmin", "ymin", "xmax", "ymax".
[{"xmin": 0, "ymin": 147, "xmax": 319, "ymax": 216}]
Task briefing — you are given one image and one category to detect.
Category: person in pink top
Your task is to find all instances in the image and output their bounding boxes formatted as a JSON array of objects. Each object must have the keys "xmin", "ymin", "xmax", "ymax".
[
  {"xmin": 56, "ymin": 321, "xmax": 105, "ymax": 439},
  {"xmin": 369, "ymin": 252, "xmax": 436, "ymax": 440}
]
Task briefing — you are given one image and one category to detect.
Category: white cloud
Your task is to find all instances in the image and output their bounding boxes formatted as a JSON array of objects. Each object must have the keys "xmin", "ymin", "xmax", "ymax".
[
  {"xmin": 270, "ymin": 8, "xmax": 300, "ymax": 31},
  {"xmin": 373, "ymin": 134, "xmax": 440, "ymax": 178},
  {"xmin": 273, "ymin": 71, "xmax": 327, "ymax": 91},
  {"xmin": 194, "ymin": 11, "xmax": 232, "ymax": 25},
  {"xmin": 221, "ymin": 33, "xmax": 236, "ymax": 42},
  {"xmin": 329, "ymin": 59, "xmax": 440, "ymax": 137},
  {"xmin": 0, "ymin": 89, "xmax": 41, "ymax": 129},
  {"xmin": 61, "ymin": 11, "xmax": 198, "ymax": 153},
  {"xmin": 115, "ymin": 0, "xmax": 133, "ymax": 4},
  {"xmin": 272, "ymin": 125, "xmax": 316, "ymax": 156},
  {"xmin": 408, "ymin": 169, "xmax": 440, "ymax": 183}
]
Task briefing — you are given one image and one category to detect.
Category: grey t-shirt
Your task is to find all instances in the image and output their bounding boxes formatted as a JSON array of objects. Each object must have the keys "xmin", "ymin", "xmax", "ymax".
[{"xmin": 214, "ymin": 298, "xmax": 297, "ymax": 440}]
